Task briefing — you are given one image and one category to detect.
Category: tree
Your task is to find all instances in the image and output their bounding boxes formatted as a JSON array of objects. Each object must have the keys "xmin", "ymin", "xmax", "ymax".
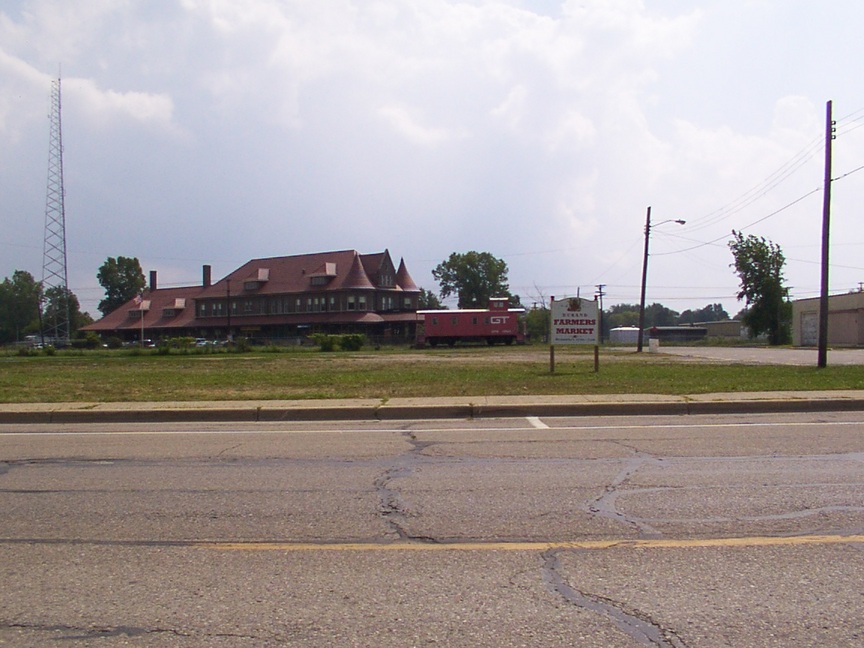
[
  {"xmin": 603, "ymin": 302, "xmax": 679, "ymax": 339},
  {"xmin": 432, "ymin": 251, "xmax": 519, "ymax": 308},
  {"xmin": 0, "ymin": 270, "xmax": 41, "ymax": 343},
  {"xmin": 678, "ymin": 303, "xmax": 730, "ymax": 325},
  {"xmin": 417, "ymin": 287, "xmax": 444, "ymax": 310},
  {"xmin": 97, "ymin": 256, "xmax": 146, "ymax": 316},
  {"xmin": 43, "ymin": 286, "xmax": 89, "ymax": 339},
  {"xmin": 728, "ymin": 231, "xmax": 791, "ymax": 345},
  {"xmin": 645, "ymin": 302, "xmax": 680, "ymax": 327},
  {"xmin": 525, "ymin": 305, "xmax": 550, "ymax": 343}
]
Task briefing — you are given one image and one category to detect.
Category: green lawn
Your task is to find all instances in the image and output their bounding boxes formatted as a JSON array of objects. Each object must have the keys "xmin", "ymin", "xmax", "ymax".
[{"xmin": 2, "ymin": 345, "xmax": 863, "ymax": 403}]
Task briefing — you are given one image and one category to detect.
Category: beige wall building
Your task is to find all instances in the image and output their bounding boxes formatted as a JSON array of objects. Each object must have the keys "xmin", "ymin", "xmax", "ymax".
[{"xmin": 792, "ymin": 291, "xmax": 864, "ymax": 347}]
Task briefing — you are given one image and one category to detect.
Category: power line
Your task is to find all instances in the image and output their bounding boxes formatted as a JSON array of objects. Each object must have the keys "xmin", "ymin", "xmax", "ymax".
[{"xmin": 653, "ymin": 186, "xmax": 823, "ymax": 257}]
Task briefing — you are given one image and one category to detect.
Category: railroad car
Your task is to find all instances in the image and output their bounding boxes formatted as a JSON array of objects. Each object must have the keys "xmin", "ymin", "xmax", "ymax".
[{"xmin": 416, "ymin": 297, "xmax": 526, "ymax": 347}]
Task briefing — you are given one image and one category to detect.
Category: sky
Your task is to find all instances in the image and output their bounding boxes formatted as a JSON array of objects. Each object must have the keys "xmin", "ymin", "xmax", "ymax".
[{"xmin": 3, "ymin": 0, "xmax": 864, "ymax": 319}]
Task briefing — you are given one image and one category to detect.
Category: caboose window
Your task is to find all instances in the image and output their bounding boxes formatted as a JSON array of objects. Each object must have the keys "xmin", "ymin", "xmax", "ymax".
[
  {"xmin": 431, "ymin": 317, "xmax": 438, "ymax": 326},
  {"xmin": 472, "ymin": 317, "xmax": 478, "ymax": 325},
  {"xmin": 451, "ymin": 316, "xmax": 458, "ymax": 326}
]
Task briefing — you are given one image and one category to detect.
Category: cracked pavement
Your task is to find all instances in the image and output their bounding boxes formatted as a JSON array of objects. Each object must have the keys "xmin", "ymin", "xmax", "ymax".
[{"xmin": 1, "ymin": 412, "xmax": 863, "ymax": 646}]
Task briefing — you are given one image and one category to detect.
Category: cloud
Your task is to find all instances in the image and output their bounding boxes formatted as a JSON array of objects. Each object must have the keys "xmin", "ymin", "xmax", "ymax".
[
  {"xmin": 2, "ymin": 0, "xmax": 860, "ymax": 319},
  {"xmin": 378, "ymin": 103, "xmax": 464, "ymax": 146},
  {"xmin": 64, "ymin": 77, "xmax": 177, "ymax": 131}
]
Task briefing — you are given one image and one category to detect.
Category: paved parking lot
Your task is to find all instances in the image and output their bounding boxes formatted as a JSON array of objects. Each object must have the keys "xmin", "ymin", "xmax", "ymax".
[{"xmin": 655, "ymin": 345, "xmax": 864, "ymax": 365}]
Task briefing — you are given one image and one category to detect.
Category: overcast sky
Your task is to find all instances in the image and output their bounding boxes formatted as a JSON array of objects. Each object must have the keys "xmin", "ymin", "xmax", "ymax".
[{"xmin": 3, "ymin": 0, "xmax": 864, "ymax": 318}]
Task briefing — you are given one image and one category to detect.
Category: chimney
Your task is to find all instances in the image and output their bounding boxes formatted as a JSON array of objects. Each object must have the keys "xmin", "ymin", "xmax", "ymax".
[
  {"xmin": 203, "ymin": 264, "xmax": 212, "ymax": 288},
  {"xmin": 149, "ymin": 270, "xmax": 157, "ymax": 292}
]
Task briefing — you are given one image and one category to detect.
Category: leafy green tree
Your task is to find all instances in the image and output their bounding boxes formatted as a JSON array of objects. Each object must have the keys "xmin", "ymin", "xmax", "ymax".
[
  {"xmin": 43, "ymin": 286, "xmax": 89, "ymax": 338},
  {"xmin": 645, "ymin": 302, "xmax": 680, "ymax": 327},
  {"xmin": 525, "ymin": 306, "xmax": 550, "ymax": 343},
  {"xmin": 603, "ymin": 302, "xmax": 679, "ymax": 339},
  {"xmin": 728, "ymin": 231, "xmax": 791, "ymax": 345},
  {"xmin": 97, "ymin": 256, "xmax": 146, "ymax": 316},
  {"xmin": 0, "ymin": 270, "xmax": 41, "ymax": 343},
  {"xmin": 678, "ymin": 303, "xmax": 730, "ymax": 325},
  {"xmin": 418, "ymin": 287, "xmax": 444, "ymax": 310},
  {"xmin": 432, "ymin": 251, "xmax": 519, "ymax": 308}
]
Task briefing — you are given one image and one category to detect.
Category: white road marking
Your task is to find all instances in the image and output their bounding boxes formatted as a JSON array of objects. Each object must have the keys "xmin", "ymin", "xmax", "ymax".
[{"xmin": 526, "ymin": 416, "xmax": 549, "ymax": 429}]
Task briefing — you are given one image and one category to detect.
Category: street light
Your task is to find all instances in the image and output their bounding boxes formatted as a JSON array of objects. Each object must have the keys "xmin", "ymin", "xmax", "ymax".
[{"xmin": 637, "ymin": 206, "xmax": 686, "ymax": 352}]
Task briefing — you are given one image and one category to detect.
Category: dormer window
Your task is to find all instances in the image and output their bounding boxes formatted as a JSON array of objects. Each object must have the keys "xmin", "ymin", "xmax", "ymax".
[
  {"xmin": 163, "ymin": 298, "xmax": 185, "ymax": 317},
  {"xmin": 309, "ymin": 262, "xmax": 337, "ymax": 287},
  {"xmin": 244, "ymin": 268, "xmax": 270, "ymax": 291},
  {"xmin": 128, "ymin": 300, "xmax": 150, "ymax": 319}
]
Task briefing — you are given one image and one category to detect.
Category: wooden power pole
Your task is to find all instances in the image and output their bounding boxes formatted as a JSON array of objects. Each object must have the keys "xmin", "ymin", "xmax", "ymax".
[{"xmin": 817, "ymin": 100, "xmax": 835, "ymax": 368}]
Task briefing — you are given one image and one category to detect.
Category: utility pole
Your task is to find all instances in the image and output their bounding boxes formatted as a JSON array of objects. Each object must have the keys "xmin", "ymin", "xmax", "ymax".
[
  {"xmin": 595, "ymin": 283, "xmax": 606, "ymax": 343},
  {"xmin": 637, "ymin": 207, "xmax": 651, "ymax": 352},
  {"xmin": 817, "ymin": 100, "xmax": 835, "ymax": 368},
  {"xmin": 637, "ymin": 207, "xmax": 685, "ymax": 352}
]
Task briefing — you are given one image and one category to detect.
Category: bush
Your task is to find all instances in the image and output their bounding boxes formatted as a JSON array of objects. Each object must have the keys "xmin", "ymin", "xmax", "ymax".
[
  {"xmin": 311, "ymin": 333, "xmax": 365, "ymax": 352},
  {"xmin": 340, "ymin": 334, "xmax": 365, "ymax": 351},
  {"xmin": 72, "ymin": 332, "xmax": 102, "ymax": 350},
  {"xmin": 311, "ymin": 333, "xmax": 337, "ymax": 352},
  {"xmin": 107, "ymin": 336, "xmax": 123, "ymax": 349},
  {"xmin": 233, "ymin": 338, "xmax": 252, "ymax": 353}
]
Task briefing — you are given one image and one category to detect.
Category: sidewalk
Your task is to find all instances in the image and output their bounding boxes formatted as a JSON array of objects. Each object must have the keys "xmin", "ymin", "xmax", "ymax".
[{"xmin": 3, "ymin": 391, "xmax": 864, "ymax": 424}]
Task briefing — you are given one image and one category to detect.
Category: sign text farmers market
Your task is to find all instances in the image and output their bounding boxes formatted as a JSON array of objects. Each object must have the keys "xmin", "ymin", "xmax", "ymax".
[{"xmin": 550, "ymin": 297, "xmax": 599, "ymax": 345}]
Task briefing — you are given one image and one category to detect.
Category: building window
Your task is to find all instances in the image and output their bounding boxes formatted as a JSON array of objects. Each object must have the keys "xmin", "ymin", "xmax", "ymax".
[
  {"xmin": 358, "ymin": 295, "xmax": 367, "ymax": 311},
  {"xmin": 347, "ymin": 296, "xmax": 355, "ymax": 311}
]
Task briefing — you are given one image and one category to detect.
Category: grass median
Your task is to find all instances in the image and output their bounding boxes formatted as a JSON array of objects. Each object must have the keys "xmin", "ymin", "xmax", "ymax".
[{"xmin": 2, "ymin": 345, "xmax": 864, "ymax": 403}]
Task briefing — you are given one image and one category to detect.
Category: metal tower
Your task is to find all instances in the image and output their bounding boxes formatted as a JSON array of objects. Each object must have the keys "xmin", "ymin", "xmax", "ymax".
[{"xmin": 41, "ymin": 76, "xmax": 71, "ymax": 343}]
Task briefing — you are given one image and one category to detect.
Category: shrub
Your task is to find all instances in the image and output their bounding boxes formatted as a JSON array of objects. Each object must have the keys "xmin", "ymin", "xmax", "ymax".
[
  {"xmin": 72, "ymin": 332, "xmax": 101, "ymax": 350},
  {"xmin": 340, "ymin": 334, "xmax": 365, "ymax": 351},
  {"xmin": 311, "ymin": 333, "xmax": 337, "ymax": 352},
  {"xmin": 311, "ymin": 333, "xmax": 365, "ymax": 351}
]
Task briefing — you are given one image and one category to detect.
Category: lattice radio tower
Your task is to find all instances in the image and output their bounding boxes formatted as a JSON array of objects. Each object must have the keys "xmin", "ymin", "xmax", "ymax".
[{"xmin": 41, "ymin": 75, "xmax": 70, "ymax": 343}]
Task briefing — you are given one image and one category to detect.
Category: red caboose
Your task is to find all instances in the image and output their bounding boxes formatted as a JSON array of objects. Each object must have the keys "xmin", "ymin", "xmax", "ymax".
[{"xmin": 416, "ymin": 297, "xmax": 526, "ymax": 347}]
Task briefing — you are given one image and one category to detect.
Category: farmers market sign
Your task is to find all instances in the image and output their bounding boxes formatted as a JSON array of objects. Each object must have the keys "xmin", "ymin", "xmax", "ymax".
[{"xmin": 550, "ymin": 297, "xmax": 599, "ymax": 345}]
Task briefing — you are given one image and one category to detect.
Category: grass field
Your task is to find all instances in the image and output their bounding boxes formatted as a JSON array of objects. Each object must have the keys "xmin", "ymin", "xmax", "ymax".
[{"xmin": 3, "ymin": 344, "xmax": 864, "ymax": 403}]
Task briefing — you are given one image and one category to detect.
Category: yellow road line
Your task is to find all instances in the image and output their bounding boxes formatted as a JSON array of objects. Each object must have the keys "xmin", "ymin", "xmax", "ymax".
[{"xmin": 195, "ymin": 534, "xmax": 864, "ymax": 552}]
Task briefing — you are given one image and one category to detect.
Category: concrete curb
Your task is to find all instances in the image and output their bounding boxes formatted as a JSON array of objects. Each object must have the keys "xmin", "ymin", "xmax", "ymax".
[{"xmin": 3, "ymin": 392, "xmax": 864, "ymax": 424}]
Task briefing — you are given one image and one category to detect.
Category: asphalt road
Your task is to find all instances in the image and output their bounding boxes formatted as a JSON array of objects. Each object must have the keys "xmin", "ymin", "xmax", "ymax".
[{"xmin": 1, "ymin": 413, "xmax": 863, "ymax": 647}]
